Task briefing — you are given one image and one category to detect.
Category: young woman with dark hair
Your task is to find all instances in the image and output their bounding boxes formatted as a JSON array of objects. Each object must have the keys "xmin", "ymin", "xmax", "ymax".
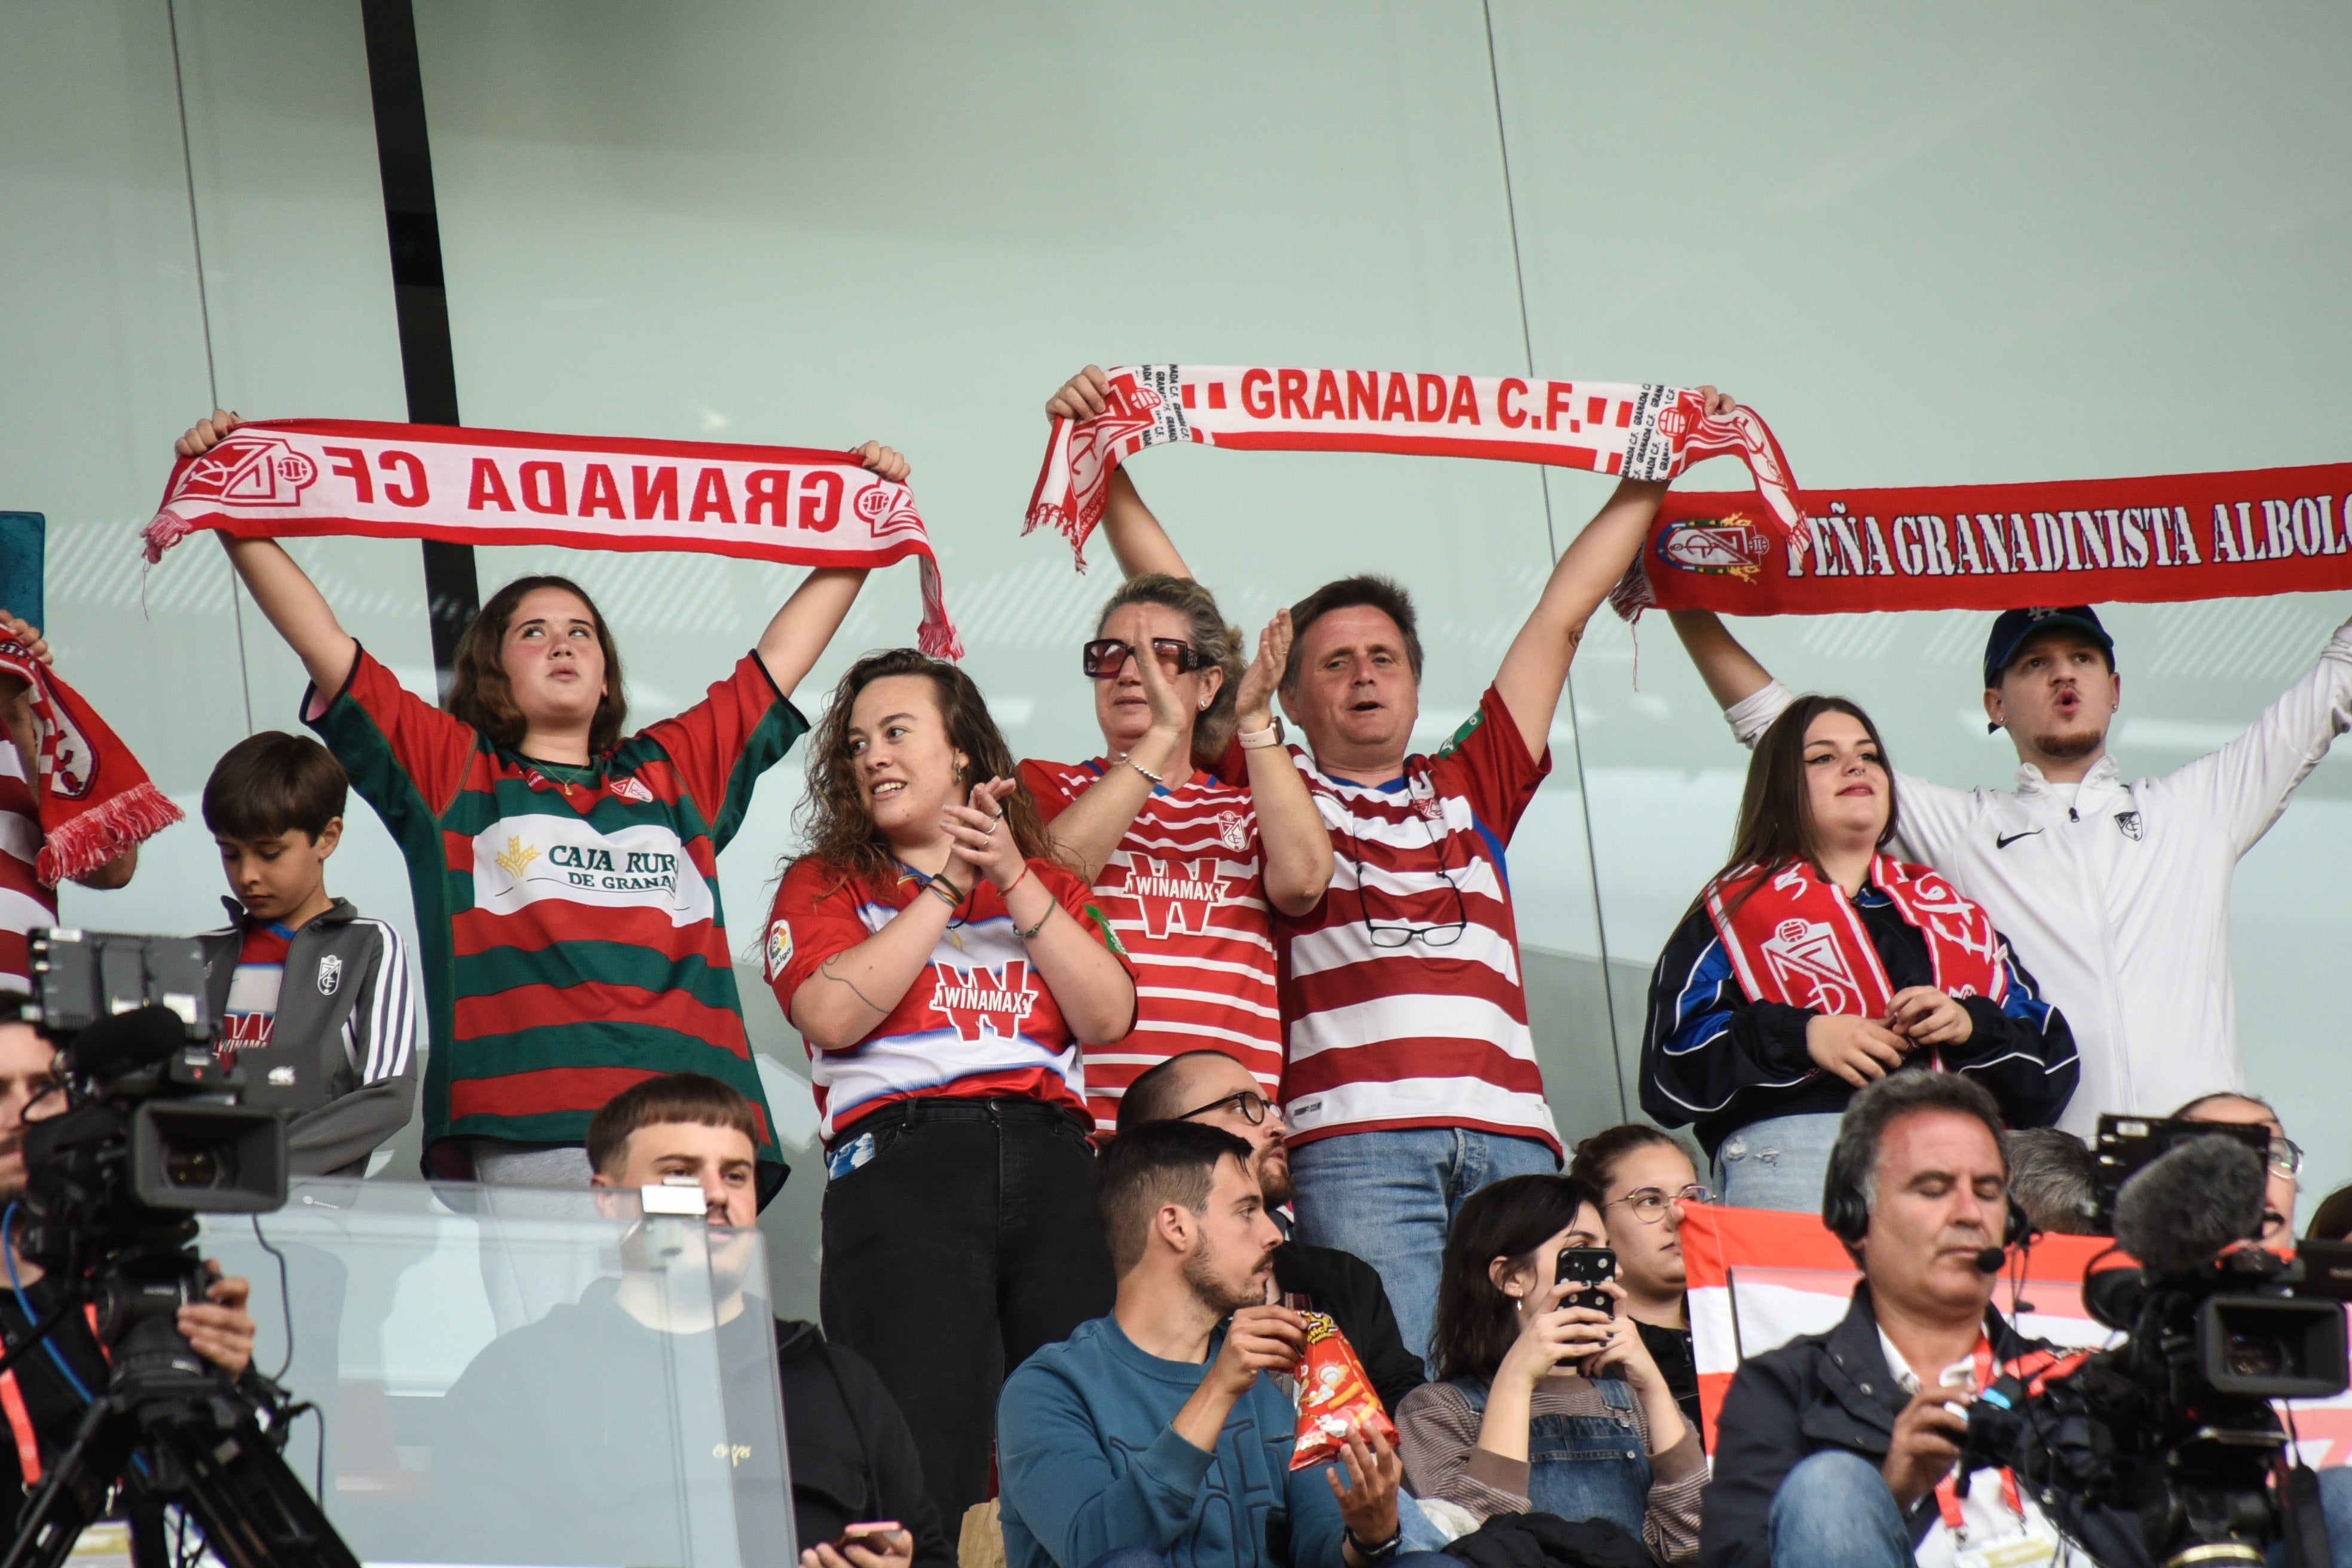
[
  {"xmin": 1394, "ymin": 1174, "xmax": 1704, "ymax": 1564},
  {"xmin": 1638, "ymin": 694, "xmax": 2078, "ymax": 1211},
  {"xmin": 1566, "ymin": 1125, "xmax": 1711, "ymax": 1441},
  {"xmin": 764, "ymin": 647, "xmax": 1135, "ymax": 1528},
  {"xmin": 181, "ymin": 409, "xmax": 887, "ymax": 1196}
]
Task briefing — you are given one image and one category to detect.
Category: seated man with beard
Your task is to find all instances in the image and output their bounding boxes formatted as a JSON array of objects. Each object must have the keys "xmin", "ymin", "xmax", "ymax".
[
  {"xmin": 431, "ymin": 1074, "xmax": 950, "ymax": 1568},
  {"xmin": 1118, "ymin": 1049, "xmax": 1423, "ymax": 1413},
  {"xmin": 997, "ymin": 1120, "xmax": 1448, "ymax": 1568}
]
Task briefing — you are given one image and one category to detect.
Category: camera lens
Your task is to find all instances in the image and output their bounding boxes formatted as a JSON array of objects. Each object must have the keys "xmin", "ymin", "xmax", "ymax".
[
  {"xmin": 164, "ymin": 1144, "xmax": 223, "ymax": 1188},
  {"xmin": 2226, "ymin": 1333, "xmax": 2286, "ymax": 1379}
]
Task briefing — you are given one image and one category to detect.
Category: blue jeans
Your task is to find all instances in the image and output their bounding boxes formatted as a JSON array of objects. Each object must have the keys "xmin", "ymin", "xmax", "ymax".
[
  {"xmin": 1290, "ymin": 1126, "xmax": 1560, "ymax": 1371},
  {"xmin": 2268, "ymin": 1464, "xmax": 2352, "ymax": 1566},
  {"xmin": 1713, "ymin": 1111, "xmax": 1842, "ymax": 1213},
  {"xmin": 1766, "ymin": 1450, "xmax": 1910, "ymax": 1568}
]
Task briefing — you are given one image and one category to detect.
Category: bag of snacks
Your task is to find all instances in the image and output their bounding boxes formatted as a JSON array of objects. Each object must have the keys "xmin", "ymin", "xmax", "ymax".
[{"xmin": 1288, "ymin": 1310, "xmax": 1397, "ymax": 1470}]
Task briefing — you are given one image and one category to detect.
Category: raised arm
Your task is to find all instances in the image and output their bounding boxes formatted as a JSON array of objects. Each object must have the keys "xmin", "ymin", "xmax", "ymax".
[
  {"xmin": 0, "ymin": 615, "xmax": 137, "ymax": 889},
  {"xmin": 1490, "ymin": 388, "xmax": 1734, "ymax": 761},
  {"xmin": 1047, "ymin": 367, "xmax": 1193, "ymax": 580},
  {"xmin": 751, "ymin": 441, "xmax": 905, "ymax": 696},
  {"xmin": 1233, "ymin": 610, "xmax": 1331, "ymax": 914},
  {"xmin": 1037, "ymin": 628, "xmax": 1192, "ymax": 883},
  {"xmin": 178, "ymin": 412, "xmax": 359, "ymax": 696},
  {"xmin": 1665, "ymin": 608, "xmax": 1775, "ymax": 710}
]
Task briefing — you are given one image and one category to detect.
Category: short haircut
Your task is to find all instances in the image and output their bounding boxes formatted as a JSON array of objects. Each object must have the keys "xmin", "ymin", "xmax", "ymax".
[
  {"xmin": 0, "ymin": 992, "xmax": 42, "ymax": 1042},
  {"xmin": 1094, "ymin": 1119, "xmax": 1253, "ymax": 1277},
  {"xmin": 586, "ymin": 1073, "xmax": 761, "ymax": 1178},
  {"xmin": 1429, "ymin": 1173, "xmax": 1604, "ymax": 1383},
  {"xmin": 2172, "ymin": 1090, "xmax": 2279, "ymax": 1124},
  {"xmin": 1823, "ymin": 1071, "xmax": 2009, "ymax": 1258},
  {"xmin": 1116, "ymin": 1049, "xmax": 1239, "ymax": 1134},
  {"xmin": 2005, "ymin": 1127, "xmax": 2097, "ymax": 1235},
  {"xmin": 1282, "ymin": 574, "xmax": 1423, "ymax": 691},
  {"xmin": 1567, "ymin": 1123, "xmax": 1698, "ymax": 1195},
  {"xmin": 202, "ymin": 732, "xmax": 348, "ymax": 841}
]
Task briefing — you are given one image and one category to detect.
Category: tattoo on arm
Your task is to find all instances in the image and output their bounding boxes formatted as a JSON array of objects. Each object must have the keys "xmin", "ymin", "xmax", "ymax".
[{"xmin": 819, "ymin": 956, "xmax": 890, "ymax": 1018}]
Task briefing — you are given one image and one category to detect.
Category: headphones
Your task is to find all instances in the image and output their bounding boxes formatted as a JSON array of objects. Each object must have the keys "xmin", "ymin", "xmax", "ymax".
[{"xmin": 1824, "ymin": 1167, "xmax": 2036, "ymax": 1274}]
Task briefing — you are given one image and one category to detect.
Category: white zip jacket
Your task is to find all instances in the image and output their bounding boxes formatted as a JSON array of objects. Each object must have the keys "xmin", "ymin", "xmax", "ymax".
[{"xmin": 1722, "ymin": 615, "xmax": 2352, "ymax": 1139}]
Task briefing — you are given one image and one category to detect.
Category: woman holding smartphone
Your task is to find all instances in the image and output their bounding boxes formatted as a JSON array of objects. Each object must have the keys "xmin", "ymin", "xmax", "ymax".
[
  {"xmin": 765, "ymin": 647, "xmax": 1135, "ymax": 1529},
  {"xmin": 1395, "ymin": 1174, "xmax": 1703, "ymax": 1564}
]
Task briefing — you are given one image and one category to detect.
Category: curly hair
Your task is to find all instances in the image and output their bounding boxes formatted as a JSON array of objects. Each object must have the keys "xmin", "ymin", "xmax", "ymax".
[
  {"xmin": 445, "ymin": 575, "xmax": 627, "ymax": 755},
  {"xmin": 792, "ymin": 648, "xmax": 1058, "ymax": 892},
  {"xmin": 1095, "ymin": 574, "xmax": 1246, "ymax": 767}
]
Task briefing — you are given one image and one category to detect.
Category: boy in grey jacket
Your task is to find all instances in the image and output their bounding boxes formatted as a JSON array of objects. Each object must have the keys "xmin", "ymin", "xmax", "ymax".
[{"xmin": 200, "ymin": 732, "xmax": 416, "ymax": 1177}]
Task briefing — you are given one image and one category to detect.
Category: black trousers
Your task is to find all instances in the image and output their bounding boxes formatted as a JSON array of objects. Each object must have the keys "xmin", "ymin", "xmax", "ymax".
[{"xmin": 818, "ymin": 1098, "xmax": 1114, "ymax": 1529}]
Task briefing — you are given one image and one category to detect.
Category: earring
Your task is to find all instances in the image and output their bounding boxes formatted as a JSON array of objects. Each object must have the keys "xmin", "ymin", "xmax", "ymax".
[{"xmin": 1199, "ymin": 698, "xmax": 1210, "ymax": 710}]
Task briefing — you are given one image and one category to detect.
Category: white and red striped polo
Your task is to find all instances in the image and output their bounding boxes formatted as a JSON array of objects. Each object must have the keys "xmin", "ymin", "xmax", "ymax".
[
  {"xmin": 1236, "ymin": 687, "xmax": 1559, "ymax": 1155},
  {"xmin": 0, "ymin": 746, "xmax": 53, "ymax": 996},
  {"xmin": 1020, "ymin": 759, "xmax": 1282, "ymax": 1134}
]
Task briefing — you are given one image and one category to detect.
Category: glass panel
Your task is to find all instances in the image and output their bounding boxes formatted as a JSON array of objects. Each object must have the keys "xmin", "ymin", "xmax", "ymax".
[
  {"xmin": 1493, "ymin": 0, "xmax": 2352, "ymax": 1200},
  {"xmin": 200, "ymin": 1178, "xmax": 794, "ymax": 1567}
]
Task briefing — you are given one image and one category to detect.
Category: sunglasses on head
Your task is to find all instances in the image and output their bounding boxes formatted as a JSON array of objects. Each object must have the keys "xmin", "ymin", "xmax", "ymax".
[{"xmin": 1082, "ymin": 638, "xmax": 1209, "ymax": 679}]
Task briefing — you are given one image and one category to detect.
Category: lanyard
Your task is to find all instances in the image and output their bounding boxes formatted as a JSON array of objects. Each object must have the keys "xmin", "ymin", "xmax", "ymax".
[
  {"xmin": 1931, "ymin": 1337, "xmax": 2024, "ymax": 1540},
  {"xmin": 0, "ymin": 1304, "xmax": 103, "ymax": 1486}
]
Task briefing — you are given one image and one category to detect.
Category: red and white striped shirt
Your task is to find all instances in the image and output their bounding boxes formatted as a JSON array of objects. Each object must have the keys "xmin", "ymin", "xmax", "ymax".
[
  {"xmin": 1019, "ymin": 759, "xmax": 1282, "ymax": 1134},
  {"xmin": 0, "ymin": 746, "xmax": 54, "ymax": 996},
  {"xmin": 1232, "ymin": 687, "xmax": 1558, "ymax": 1154}
]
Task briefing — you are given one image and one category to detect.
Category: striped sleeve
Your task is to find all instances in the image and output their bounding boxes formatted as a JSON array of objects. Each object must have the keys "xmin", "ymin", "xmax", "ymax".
[
  {"xmin": 354, "ymin": 918, "xmax": 417, "ymax": 1085},
  {"xmin": 1393, "ymin": 1383, "xmax": 1529, "ymax": 1523}
]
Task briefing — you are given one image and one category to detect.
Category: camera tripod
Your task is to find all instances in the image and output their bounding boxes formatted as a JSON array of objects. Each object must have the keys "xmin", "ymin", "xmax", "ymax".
[{"xmin": 0, "ymin": 1254, "xmax": 357, "ymax": 1568}]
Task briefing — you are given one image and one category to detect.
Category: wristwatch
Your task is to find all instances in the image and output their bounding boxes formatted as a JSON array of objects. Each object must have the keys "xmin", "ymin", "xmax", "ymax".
[
  {"xmin": 1236, "ymin": 716, "xmax": 1287, "ymax": 750},
  {"xmin": 1345, "ymin": 1526, "xmax": 1402, "ymax": 1564}
]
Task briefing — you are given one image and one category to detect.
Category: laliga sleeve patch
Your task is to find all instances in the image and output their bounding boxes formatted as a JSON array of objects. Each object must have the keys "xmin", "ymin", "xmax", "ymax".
[{"xmin": 765, "ymin": 917, "xmax": 794, "ymax": 981}]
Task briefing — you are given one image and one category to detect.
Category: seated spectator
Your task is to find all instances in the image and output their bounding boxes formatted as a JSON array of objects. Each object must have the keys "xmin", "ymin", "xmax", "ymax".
[
  {"xmin": 1118, "ymin": 1049, "xmax": 1424, "ymax": 1415},
  {"xmin": 198, "ymin": 732, "xmax": 416, "ymax": 1177},
  {"xmin": 1568, "ymin": 1124, "xmax": 1713, "ymax": 1438},
  {"xmin": 997, "ymin": 1120, "xmax": 1446, "ymax": 1568},
  {"xmin": 2308, "ymin": 1183, "xmax": 2352, "ymax": 1244},
  {"xmin": 2002, "ymin": 1127, "xmax": 2097, "ymax": 1236},
  {"xmin": 1641, "ymin": 695, "xmax": 2078, "ymax": 1211},
  {"xmin": 767, "ymin": 648, "xmax": 1135, "ymax": 1526},
  {"xmin": 1698, "ymin": 1073, "xmax": 2146, "ymax": 1568},
  {"xmin": 434, "ymin": 1073, "xmax": 951, "ymax": 1568},
  {"xmin": 2173, "ymin": 1091, "xmax": 2301, "ymax": 1246},
  {"xmin": 1394, "ymin": 1174, "xmax": 1702, "ymax": 1563}
]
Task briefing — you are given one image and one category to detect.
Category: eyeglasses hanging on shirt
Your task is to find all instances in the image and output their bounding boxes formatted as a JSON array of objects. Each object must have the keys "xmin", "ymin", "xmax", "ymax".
[{"xmin": 1346, "ymin": 765, "xmax": 1469, "ymax": 949}]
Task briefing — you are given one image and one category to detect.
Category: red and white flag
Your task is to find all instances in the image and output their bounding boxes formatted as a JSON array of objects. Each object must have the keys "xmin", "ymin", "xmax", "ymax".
[
  {"xmin": 1680, "ymin": 1205, "xmax": 2352, "ymax": 1466},
  {"xmin": 1024, "ymin": 365, "xmax": 1805, "ymax": 566},
  {"xmin": 143, "ymin": 419, "xmax": 962, "ymax": 657}
]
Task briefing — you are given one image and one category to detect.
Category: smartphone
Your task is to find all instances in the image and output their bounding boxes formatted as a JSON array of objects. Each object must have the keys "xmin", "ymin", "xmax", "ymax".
[
  {"xmin": 836, "ymin": 1523, "xmax": 904, "ymax": 1556},
  {"xmin": 1554, "ymin": 1247, "xmax": 1616, "ymax": 1315}
]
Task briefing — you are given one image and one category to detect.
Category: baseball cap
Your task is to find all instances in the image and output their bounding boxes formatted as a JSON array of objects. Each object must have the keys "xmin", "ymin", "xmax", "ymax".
[{"xmin": 1982, "ymin": 605, "xmax": 2115, "ymax": 691}]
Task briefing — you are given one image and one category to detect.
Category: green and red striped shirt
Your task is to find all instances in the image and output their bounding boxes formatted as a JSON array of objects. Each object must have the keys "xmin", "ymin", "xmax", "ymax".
[{"xmin": 309, "ymin": 647, "xmax": 804, "ymax": 1183}]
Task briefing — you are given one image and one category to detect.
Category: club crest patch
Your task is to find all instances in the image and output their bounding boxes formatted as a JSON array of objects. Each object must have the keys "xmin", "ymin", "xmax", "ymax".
[
  {"xmin": 1216, "ymin": 811, "xmax": 1250, "ymax": 852},
  {"xmin": 316, "ymin": 953, "xmax": 344, "ymax": 996},
  {"xmin": 609, "ymin": 776, "xmax": 654, "ymax": 804},
  {"xmin": 2114, "ymin": 810, "xmax": 2143, "ymax": 841},
  {"xmin": 765, "ymin": 918, "xmax": 794, "ymax": 981}
]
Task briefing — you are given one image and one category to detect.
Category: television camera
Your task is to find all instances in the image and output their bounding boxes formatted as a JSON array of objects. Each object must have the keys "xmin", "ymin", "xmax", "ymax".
[
  {"xmin": 2, "ymin": 929, "xmax": 356, "ymax": 1568},
  {"xmin": 1959, "ymin": 1116, "xmax": 2350, "ymax": 1568}
]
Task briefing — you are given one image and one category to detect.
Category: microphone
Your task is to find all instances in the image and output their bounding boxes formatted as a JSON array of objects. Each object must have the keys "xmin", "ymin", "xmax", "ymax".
[
  {"xmin": 2113, "ymin": 1134, "xmax": 2267, "ymax": 1276},
  {"xmin": 1973, "ymin": 1246, "xmax": 2007, "ymax": 1273},
  {"xmin": 60, "ymin": 1004, "xmax": 189, "ymax": 1083}
]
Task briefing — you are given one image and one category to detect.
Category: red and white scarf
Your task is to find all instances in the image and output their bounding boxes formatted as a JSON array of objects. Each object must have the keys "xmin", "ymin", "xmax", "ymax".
[
  {"xmin": 1705, "ymin": 855, "xmax": 2006, "ymax": 1020},
  {"xmin": 0, "ymin": 639, "xmax": 182, "ymax": 886},
  {"xmin": 1024, "ymin": 364, "xmax": 1805, "ymax": 565},
  {"xmin": 1614, "ymin": 461, "xmax": 2352, "ymax": 619},
  {"xmin": 143, "ymin": 419, "xmax": 963, "ymax": 657}
]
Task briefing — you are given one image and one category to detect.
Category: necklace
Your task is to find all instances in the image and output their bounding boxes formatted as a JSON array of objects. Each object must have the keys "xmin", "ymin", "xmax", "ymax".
[{"xmin": 526, "ymin": 755, "xmax": 599, "ymax": 801}]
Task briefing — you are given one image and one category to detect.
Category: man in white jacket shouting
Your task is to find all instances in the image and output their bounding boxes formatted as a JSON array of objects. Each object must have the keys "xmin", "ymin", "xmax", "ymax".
[{"xmin": 1668, "ymin": 602, "xmax": 2352, "ymax": 1140}]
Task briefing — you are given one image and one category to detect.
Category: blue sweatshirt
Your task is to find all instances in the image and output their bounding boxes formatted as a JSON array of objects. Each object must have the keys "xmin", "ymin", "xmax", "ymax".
[{"xmin": 998, "ymin": 1315, "xmax": 1348, "ymax": 1568}]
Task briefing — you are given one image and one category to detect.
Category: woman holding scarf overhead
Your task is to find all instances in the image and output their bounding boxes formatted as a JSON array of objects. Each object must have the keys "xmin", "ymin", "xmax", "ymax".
[
  {"xmin": 764, "ymin": 648, "xmax": 1135, "ymax": 1529},
  {"xmin": 177, "ymin": 409, "xmax": 892, "ymax": 1200},
  {"xmin": 1638, "ymin": 694, "xmax": 2077, "ymax": 1211}
]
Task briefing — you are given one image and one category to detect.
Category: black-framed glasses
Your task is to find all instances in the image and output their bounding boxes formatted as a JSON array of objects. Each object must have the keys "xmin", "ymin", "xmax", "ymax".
[
  {"xmin": 1175, "ymin": 1089, "xmax": 1274, "ymax": 1126},
  {"xmin": 2268, "ymin": 1135, "xmax": 2304, "ymax": 1178},
  {"xmin": 1349, "ymin": 773, "xmax": 1469, "ymax": 948},
  {"xmin": 1082, "ymin": 637, "xmax": 1208, "ymax": 679},
  {"xmin": 1604, "ymin": 1184, "xmax": 1716, "ymax": 1224}
]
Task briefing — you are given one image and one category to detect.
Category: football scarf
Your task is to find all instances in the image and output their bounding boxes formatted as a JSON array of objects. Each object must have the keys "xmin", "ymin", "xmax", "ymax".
[
  {"xmin": 1614, "ymin": 461, "xmax": 2352, "ymax": 618},
  {"xmin": 1024, "ymin": 364, "xmax": 1803, "ymax": 564},
  {"xmin": 143, "ymin": 419, "xmax": 963, "ymax": 657},
  {"xmin": 0, "ymin": 639, "xmax": 183, "ymax": 885},
  {"xmin": 1705, "ymin": 855, "xmax": 2006, "ymax": 1021}
]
